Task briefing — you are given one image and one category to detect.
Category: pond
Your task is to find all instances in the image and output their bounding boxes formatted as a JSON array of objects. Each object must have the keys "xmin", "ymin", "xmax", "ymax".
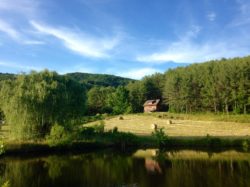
[{"xmin": 0, "ymin": 149, "xmax": 249, "ymax": 187}]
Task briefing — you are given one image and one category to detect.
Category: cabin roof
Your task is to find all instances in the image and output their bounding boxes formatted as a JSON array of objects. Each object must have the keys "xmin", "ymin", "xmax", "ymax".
[{"xmin": 143, "ymin": 99, "xmax": 160, "ymax": 106}]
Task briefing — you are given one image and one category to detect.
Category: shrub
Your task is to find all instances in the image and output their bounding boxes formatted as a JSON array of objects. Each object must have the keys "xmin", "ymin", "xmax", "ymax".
[
  {"xmin": 77, "ymin": 122, "xmax": 105, "ymax": 140},
  {"xmin": 0, "ymin": 140, "xmax": 5, "ymax": 155},
  {"xmin": 242, "ymin": 140, "xmax": 249, "ymax": 151},
  {"xmin": 205, "ymin": 134, "xmax": 222, "ymax": 147},
  {"xmin": 78, "ymin": 127, "xmax": 95, "ymax": 139},
  {"xmin": 152, "ymin": 128, "xmax": 168, "ymax": 147},
  {"xmin": 111, "ymin": 132, "xmax": 138, "ymax": 148},
  {"xmin": 93, "ymin": 121, "xmax": 105, "ymax": 133},
  {"xmin": 112, "ymin": 126, "xmax": 118, "ymax": 133},
  {"xmin": 46, "ymin": 124, "xmax": 71, "ymax": 147}
]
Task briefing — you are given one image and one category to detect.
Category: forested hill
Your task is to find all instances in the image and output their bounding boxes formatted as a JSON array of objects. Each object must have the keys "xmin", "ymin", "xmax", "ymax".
[
  {"xmin": 0, "ymin": 72, "xmax": 135, "ymax": 89},
  {"xmin": 66, "ymin": 72, "xmax": 135, "ymax": 89},
  {"xmin": 0, "ymin": 73, "xmax": 15, "ymax": 81}
]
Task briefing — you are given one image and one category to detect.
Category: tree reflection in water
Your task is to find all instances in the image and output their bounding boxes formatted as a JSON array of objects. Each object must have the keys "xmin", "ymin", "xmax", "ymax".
[{"xmin": 0, "ymin": 149, "xmax": 249, "ymax": 187}]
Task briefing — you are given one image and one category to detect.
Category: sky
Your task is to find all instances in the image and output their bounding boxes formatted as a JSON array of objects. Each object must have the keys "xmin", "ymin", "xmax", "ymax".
[{"xmin": 0, "ymin": 0, "xmax": 250, "ymax": 79}]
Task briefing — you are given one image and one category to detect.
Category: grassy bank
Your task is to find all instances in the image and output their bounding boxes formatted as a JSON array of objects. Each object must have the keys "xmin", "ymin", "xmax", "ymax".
[{"xmin": 1, "ymin": 133, "xmax": 249, "ymax": 157}]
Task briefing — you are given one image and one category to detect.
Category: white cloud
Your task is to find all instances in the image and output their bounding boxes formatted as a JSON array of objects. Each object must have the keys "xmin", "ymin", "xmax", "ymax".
[
  {"xmin": 0, "ymin": 20, "xmax": 20, "ymax": 40},
  {"xmin": 207, "ymin": 12, "xmax": 216, "ymax": 21},
  {"xmin": 136, "ymin": 40, "xmax": 248, "ymax": 63},
  {"xmin": 118, "ymin": 68, "xmax": 160, "ymax": 79},
  {"xmin": 30, "ymin": 21, "xmax": 121, "ymax": 58}
]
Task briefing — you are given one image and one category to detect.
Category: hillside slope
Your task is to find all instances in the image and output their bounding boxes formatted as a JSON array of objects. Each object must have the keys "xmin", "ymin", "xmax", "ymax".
[{"xmin": 66, "ymin": 72, "xmax": 135, "ymax": 89}]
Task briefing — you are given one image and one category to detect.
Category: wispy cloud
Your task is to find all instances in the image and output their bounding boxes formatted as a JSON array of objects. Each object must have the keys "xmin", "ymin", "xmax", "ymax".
[
  {"xmin": 30, "ymin": 21, "xmax": 121, "ymax": 58},
  {"xmin": 118, "ymin": 67, "xmax": 160, "ymax": 79},
  {"xmin": 0, "ymin": 19, "xmax": 45, "ymax": 45},
  {"xmin": 136, "ymin": 25, "xmax": 249, "ymax": 63},
  {"xmin": 136, "ymin": 26, "xmax": 204, "ymax": 63},
  {"xmin": 207, "ymin": 12, "xmax": 216, "ymax": 21},
  {"xmin": 0, "ymin": 20, "xmax": 20, "ymax": 40},
  {"xmin": 23, "ymin": 40, "xmax": 45, "ymax": 45},
  {"xmin": 136, "ymin": 40, "xmax": 248, "ymax": 64}
]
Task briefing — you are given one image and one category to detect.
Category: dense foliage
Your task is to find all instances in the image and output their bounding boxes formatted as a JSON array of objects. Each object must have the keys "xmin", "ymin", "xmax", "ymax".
[
  {"xmin": 163, "ymin": 57, "xmax": 250, "ymax": 113},
  {"xmin": 87, "ymin": 86, "xmax": 115, "ymax": 114},
  {"xmin": 0, "ymin": 70, "xmax": 86, "ymax": 139},
  {"xmin": 108, "ymin": 86, "xmax": 132, "ymax": 114}
]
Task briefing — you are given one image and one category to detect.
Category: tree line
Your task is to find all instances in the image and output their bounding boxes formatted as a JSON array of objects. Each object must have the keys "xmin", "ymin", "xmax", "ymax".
[
  {"xmin": 0, "ymin": 56, "xmax": 250, "ymax": 139},
  {"xmin": 163, "ymin": 57, "xmax": 250, "ymax": 114}
]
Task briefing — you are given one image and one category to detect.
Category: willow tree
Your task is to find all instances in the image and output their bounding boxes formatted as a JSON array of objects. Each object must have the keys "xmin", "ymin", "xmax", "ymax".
[{"xmin": 0, "ymin": 70, "xmax": 86, "ymax": 140}]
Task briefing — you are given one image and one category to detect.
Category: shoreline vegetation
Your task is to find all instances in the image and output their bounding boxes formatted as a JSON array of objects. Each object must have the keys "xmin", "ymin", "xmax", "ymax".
[
  {"xmin": 2, "ymin": 135, "xmax": 250, "ymax": 157},
  {"xmin": 1, "ymin": 113, "xmax": 250, "ymax": 157}
]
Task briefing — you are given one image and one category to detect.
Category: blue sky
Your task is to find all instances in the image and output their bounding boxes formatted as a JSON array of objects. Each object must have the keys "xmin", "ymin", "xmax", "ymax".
[{"xmin": 0, "ymin": 0, "xmax": 250, "ymax": 79}]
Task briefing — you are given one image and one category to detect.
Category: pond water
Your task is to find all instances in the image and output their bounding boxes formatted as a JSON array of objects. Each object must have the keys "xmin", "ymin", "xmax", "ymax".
[{"xmin": 0, "ymin": 149, "xmax": 249, "ymax": 187}]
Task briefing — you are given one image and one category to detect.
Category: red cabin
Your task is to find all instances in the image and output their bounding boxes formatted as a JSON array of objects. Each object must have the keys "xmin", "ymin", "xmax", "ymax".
[{"xmin": 143, "ymin": 99, "xmax": 160, "ymax": 112}]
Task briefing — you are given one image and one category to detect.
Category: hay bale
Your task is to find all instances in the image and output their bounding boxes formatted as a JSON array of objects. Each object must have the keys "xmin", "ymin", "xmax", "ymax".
[
  {"xmin": 166, "ymin": 120, "xmax": 172, "ymax": 124},
  {"xmin": 151, "ymin": 123, "xmax": 157, "ymax": 130},
  {"xmin": 119, "ymin": 116, "xmax": 124, "ymax": 120}
]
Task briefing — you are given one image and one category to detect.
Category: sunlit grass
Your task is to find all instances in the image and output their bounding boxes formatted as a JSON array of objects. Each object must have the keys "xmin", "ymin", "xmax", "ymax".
[{"xmin": 84, "ymin": 113, "xmax": 250, "ymax": 137}]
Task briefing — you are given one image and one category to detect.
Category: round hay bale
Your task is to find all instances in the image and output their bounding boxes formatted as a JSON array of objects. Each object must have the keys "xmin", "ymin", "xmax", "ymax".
[
  {"xmin": 119, "ymin": 116, "xmax": 124, "ymax": 120},
  {"xmin": 151, "ymin": 123, "xmax": 157, "ymax": 130},
  {"xmin": 166, "ymin": 120, "xmax": 172, "ymax": 124}
]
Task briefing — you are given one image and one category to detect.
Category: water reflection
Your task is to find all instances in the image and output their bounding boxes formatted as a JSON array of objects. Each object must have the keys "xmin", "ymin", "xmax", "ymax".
[
  {"xmin": 0, "ymin": 149, "xmax": 249, "ymax": 187},
  {"xmin": 145, "ymin": 158, "xmax": 162, "ymax": 174}
]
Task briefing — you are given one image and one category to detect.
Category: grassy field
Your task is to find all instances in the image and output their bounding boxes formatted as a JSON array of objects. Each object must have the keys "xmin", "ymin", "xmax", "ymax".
[{"xmin": 85, "ymin": 113, "xmax": 250, "ymax": 137}]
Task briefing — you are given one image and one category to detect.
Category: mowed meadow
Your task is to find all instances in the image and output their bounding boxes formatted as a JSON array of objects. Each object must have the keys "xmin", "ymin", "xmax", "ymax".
[{"xmin": 85, "ymin": 113, "xmax": 250, "ymax": 137}]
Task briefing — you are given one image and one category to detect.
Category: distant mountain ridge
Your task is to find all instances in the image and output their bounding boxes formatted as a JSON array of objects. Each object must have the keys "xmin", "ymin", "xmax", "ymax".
[
  {"xmin": 0, "ymin": 72, "xmax": 135, "ymax": 89},
  {"xmin": 0, "ymin": 73, "xmax": 16, "ymax": 81},
  {"xmin": 66, "ymin": 72, "xmax": 135, "ymax": 89}
]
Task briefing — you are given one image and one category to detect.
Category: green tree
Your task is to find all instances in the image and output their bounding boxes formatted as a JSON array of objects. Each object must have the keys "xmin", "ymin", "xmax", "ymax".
[
  {"xmin": 141, "ymin": 73, "xmax": 164, "ymax": 100},
  {"xmin": 163, "ymin": 56, "xmax": 250, "ymax": 114},
  {"xmin": 108, "ymin": 86, "xmax": 131, "ymax": 114},
  {"xmin": 87, "ymin": 86, "xmax": 115, "ymax": 114},
  {"xmin": 126, "ymin": 81, "xmax": 145, "ymax": 113},
  {"xmin": 0, "ymin": 70, "xmax": 87, "ymax": 140}
]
